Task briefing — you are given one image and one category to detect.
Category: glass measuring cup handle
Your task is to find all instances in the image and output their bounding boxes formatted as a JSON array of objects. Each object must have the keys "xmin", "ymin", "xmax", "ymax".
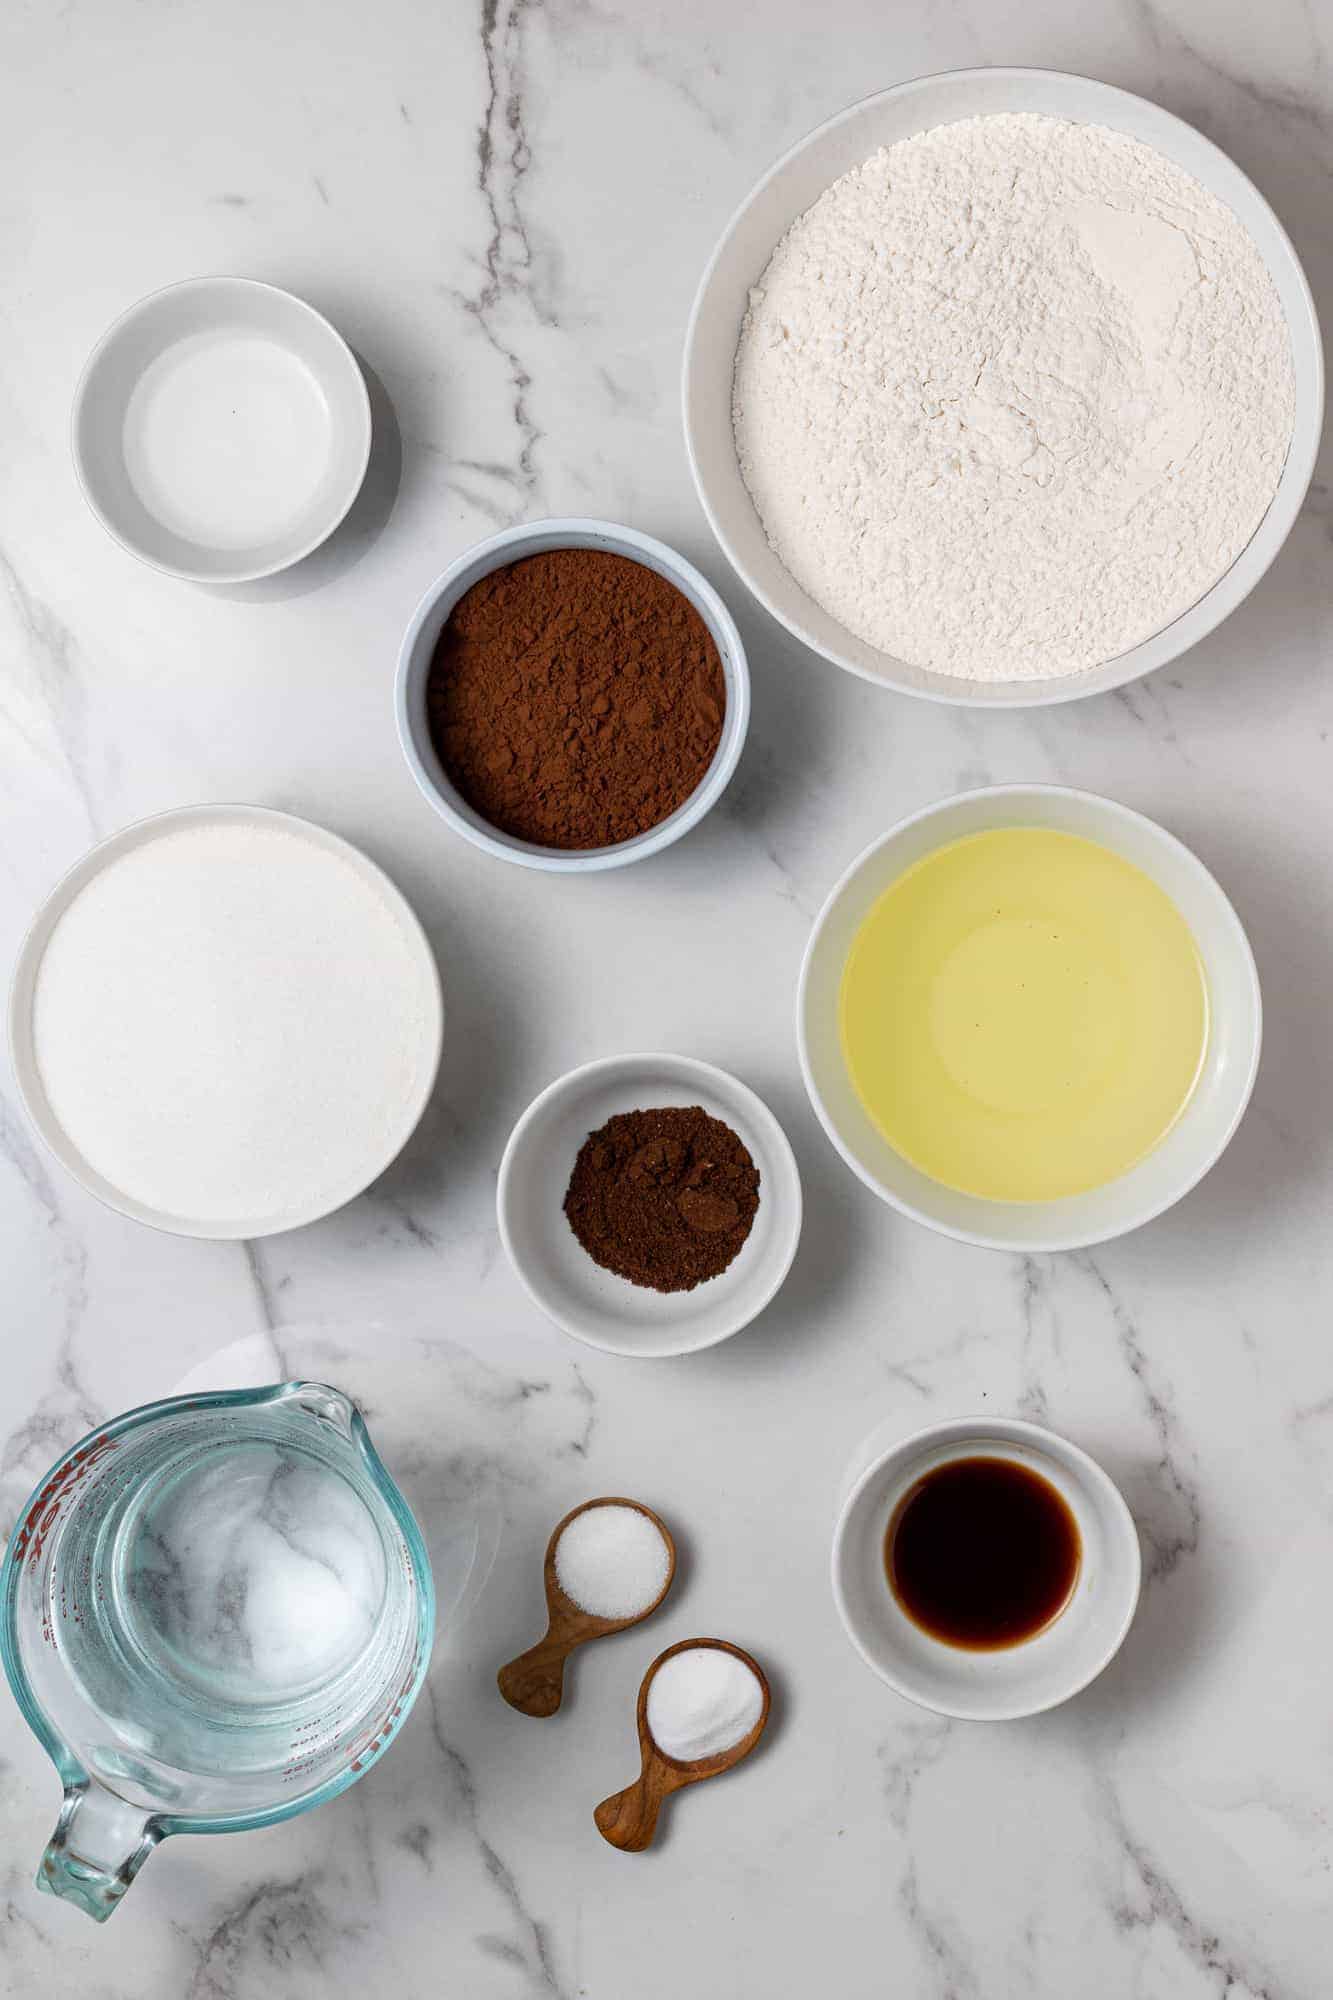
[{"xmin": 39, "ymin": 1779, "xmax": 162, "ymax": 1921}]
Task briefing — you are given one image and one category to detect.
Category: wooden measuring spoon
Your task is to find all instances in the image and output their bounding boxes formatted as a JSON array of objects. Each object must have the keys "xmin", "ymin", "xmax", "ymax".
[
  {"xmin": 594, "ymin": 1637, "xmax": 771, "ymax": 1851},
  {"xmin": 497, "ymin": 1498, "xmax": 676, "ymax": 1718}
]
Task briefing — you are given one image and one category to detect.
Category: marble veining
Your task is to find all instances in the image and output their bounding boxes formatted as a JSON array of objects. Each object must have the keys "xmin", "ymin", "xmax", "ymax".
[
  {"xmin": 423, "ymin": 1684, "xmax": 573, "ymax": 2000},
  {"xmin": 447, "ymin": 0, "xmax": 551, "ymax": 521},
  {"xmin": 2, "ymin": 0, "xmax": 1332, "ymax": 1993}
]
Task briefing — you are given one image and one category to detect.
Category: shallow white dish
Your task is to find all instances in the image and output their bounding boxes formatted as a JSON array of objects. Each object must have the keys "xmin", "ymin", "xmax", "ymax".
[
  {"xmin": 496, "ymin": 1054, "xmax": 801, "ymax": 1356},
  {"xmin": 72, "ymin": 277, "xmax": 372, "ymax": 582},
  {"xmin": 684, "ymin": 68, "xmax": 1323, "ymax": 708},
  {"xmin": 832, "ymin": 1416, "xmax": 1141, "ymax": 1719},
  {"xmin": 797, "ymin": 785, "xmax": 1261, "ymax": 1253},
  {"xmin": 8, "ymin": 804, "xmax": 443, "ymax": 1239},
  {"xmin": 396, "ymin": 519, "xmax": 750, "ymax": 873}
]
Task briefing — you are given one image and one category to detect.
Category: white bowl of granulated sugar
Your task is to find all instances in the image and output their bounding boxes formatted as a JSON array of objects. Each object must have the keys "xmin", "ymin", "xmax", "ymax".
[
  {"xmin": 684, "ymin": 68, "xmax": 1323, "ymax": 707},
  {"xmin": 9, "ymin": 804, "xmax": 443, "ymax": 1238}
]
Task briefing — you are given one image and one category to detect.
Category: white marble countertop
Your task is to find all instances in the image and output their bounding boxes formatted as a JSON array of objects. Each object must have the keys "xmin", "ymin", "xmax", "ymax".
[{"xmin": 3, "ymin": 2, "xmax": 1332, "ymax": 1994}]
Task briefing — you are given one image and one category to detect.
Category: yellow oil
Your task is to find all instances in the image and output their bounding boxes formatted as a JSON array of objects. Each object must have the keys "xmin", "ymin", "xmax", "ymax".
[{"xmin": 839, "ymin": 827, "xmax": 1208, "ymax": 1203}]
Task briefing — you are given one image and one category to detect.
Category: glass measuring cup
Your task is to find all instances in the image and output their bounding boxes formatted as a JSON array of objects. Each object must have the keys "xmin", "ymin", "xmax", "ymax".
[{"xmin": 0, "ymin": 1380, "xmax": 434, "ymax": 1920}]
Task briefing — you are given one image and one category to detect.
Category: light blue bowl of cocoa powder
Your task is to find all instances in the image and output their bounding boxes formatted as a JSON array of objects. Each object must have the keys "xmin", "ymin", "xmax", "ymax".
[{"xmin": 395, "ymin": 517, "xmax": 750, "ymax": 873}]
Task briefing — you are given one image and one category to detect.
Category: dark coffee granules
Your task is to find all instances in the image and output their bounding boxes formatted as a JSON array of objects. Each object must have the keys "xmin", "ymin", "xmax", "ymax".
[
  {"xmin": 425, "ymin": 548, "xmax": 726, "ymax": 850},
  {"xmin": 563, "ymin": 1106, "xmax": 760, "ymax": 1293}
]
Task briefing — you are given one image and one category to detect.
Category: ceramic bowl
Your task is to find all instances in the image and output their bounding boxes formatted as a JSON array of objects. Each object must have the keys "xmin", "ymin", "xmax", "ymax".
[
  {"xmin": 684, "ymin": 67, "xmax": 1323, "ymax": 708},
  {"xmin": 797, "ymin": 785, "xmax": 1261, "ymax": 1253},
  {"xmin": 832, "ymin": 1416, "xmax": 1142, "ymax": 1719},
  {"xmin": 395, "ymin": 519, "xmax": 750, "ymax": 873},
  {"xmin": 8, "ymin": 804, "xmax": 443, "ymax": 1239},
  {"xmin": 72, "ymin": 277, "xmax": 372, "ymax": 583},
  {"xmin": 496, "ymin": 1054, "xmax": 802, "ymax": 1356}
]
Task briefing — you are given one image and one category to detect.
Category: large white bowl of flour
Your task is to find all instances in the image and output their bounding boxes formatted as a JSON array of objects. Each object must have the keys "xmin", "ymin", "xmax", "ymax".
[
  {"xmin": 9, "ymin": 805, "xmax": 443, "ymax": 1238},
  {"xmin": 684, "ymin": 70, "xmax": 1322, "ymax": 706}
]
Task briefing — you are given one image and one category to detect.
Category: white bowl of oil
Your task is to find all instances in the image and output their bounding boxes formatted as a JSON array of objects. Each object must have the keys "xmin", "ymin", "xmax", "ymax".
[{"xmin": 797, "ymin": 786, "xmax": 1261, "ymax": 1252}]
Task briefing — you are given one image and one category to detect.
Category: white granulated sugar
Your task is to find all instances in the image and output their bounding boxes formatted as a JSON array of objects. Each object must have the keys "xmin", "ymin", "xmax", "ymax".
[
  {"xmin": 733, "ymin": 114, "xmax": 1296, "ymax": 680},
  {"xmin": 553, "ymin": 1504, "xmax": 671, "ymax": 1620},
  {"xmin": 31, "ymin": 820, "xmax": 436, "ymax": 1225},
  {"xmin": 646, "ymin": 1646, "xmax": 764, "ymax": 1763}
]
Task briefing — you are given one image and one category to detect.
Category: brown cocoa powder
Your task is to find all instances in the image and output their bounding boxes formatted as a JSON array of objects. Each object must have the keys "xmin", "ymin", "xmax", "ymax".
[
  {"xmin": 563, "ymin": 1105, "xmax": 760, "ymax": 1293},
  {"xmin": 425, "ymin": 548, "xmax": 726, "ymax": 849}
]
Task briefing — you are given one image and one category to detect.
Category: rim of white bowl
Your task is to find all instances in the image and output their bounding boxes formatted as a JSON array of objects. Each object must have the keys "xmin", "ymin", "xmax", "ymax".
[
  {"xmin": 70, "ymin": 275, "xmax": 373, "ymax": 584},
  {"xmin": 395, "ymin": 519, "xmax": 751, "ymax": 872},
  {"xmin": 796, "ymin": 784, "xmax": 1263, "ymax": 1252},
  {"xmin": 683, "ymin": 67, "xmax": 1324, "ymax": 708},
  {"xmin": 7, "ymin": 802, "xmax": 444, "ymax": 1240},
  {"xmin": 496, "ymin": 1052, "xmax": 803, "ymax": 1354},
  {"xmin": 830, "ymin": 1415, "xmax": 1143, "ymax": 1719}
]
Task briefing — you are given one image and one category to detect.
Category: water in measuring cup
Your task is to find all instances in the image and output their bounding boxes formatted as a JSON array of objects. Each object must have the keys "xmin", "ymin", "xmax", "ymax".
[
  {"xmin": 49, "ymin": 1419, "xmax": 396, "ymax": 1796},
  {"xmin": 119, "ymin": 1442, "xmax": 386, "ymax": 1697}
]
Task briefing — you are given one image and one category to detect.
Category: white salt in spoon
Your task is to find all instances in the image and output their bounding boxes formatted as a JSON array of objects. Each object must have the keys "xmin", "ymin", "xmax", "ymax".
[
  {"xmin": 497, "ymin": 1498, "xmax": 676, "ymax": 1717},
  {"xmin": 595, "ymin": 1638, "xmax": 771, "ymax": 1850}
]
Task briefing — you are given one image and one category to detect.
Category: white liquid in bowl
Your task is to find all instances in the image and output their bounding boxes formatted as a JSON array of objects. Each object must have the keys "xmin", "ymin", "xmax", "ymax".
[{"xmin": 122, "ymin": 332, "xmax": 334, "ymax": 548}]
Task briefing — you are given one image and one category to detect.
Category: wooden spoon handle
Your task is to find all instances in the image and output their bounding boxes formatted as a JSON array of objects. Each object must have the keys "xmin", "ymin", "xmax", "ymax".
[
  {"xmin": 594, "ymin": 1767, "xmax": 671, "ymax": 1851},
  {"xmin": 497, "ymin": 1634, "xmax": 570, "ymax": 1717}
]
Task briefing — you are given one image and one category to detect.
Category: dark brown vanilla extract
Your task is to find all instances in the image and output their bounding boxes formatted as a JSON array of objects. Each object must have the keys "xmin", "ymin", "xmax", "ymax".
[{"xmin": 886, "ymin": 1456, "xmax": 1081, "ymax": 1650}]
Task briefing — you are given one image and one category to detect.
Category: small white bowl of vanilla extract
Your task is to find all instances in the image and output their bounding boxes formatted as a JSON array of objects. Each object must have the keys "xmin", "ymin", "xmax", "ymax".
[{"xmin": 832, "ymin": 1417, "xmax": 1142, "ymax": 1720}]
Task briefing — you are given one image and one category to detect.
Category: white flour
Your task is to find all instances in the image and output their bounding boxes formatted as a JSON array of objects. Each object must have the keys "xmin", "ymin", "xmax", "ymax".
[
  {"xmin": 31, "ymin": 819, "xmax": 437, "ymax": 1225},
  {"xmin": 733, "ymin": 114, "xmax": 1295, "ymax": 680}
]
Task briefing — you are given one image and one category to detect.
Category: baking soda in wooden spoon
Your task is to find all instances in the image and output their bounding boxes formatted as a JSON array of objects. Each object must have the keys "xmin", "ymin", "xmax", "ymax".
[
  {"xmin": 595, "ymin": 1639, "xmax": 771, "ymax": 1850},
  {"xmin": 645, "ymin": 1645, "xmax": 765, "ymax": 1762}
]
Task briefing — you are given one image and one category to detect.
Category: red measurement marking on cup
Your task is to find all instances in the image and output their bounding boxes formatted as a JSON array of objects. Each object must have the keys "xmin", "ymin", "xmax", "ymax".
[
  {"xmin": 348, "ymin": 1656, "xmax": 420, "ymax": 1771},
  {"xmin": 14, "ymin": 1437, "xmax": 117, "ymax": 1581}
]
